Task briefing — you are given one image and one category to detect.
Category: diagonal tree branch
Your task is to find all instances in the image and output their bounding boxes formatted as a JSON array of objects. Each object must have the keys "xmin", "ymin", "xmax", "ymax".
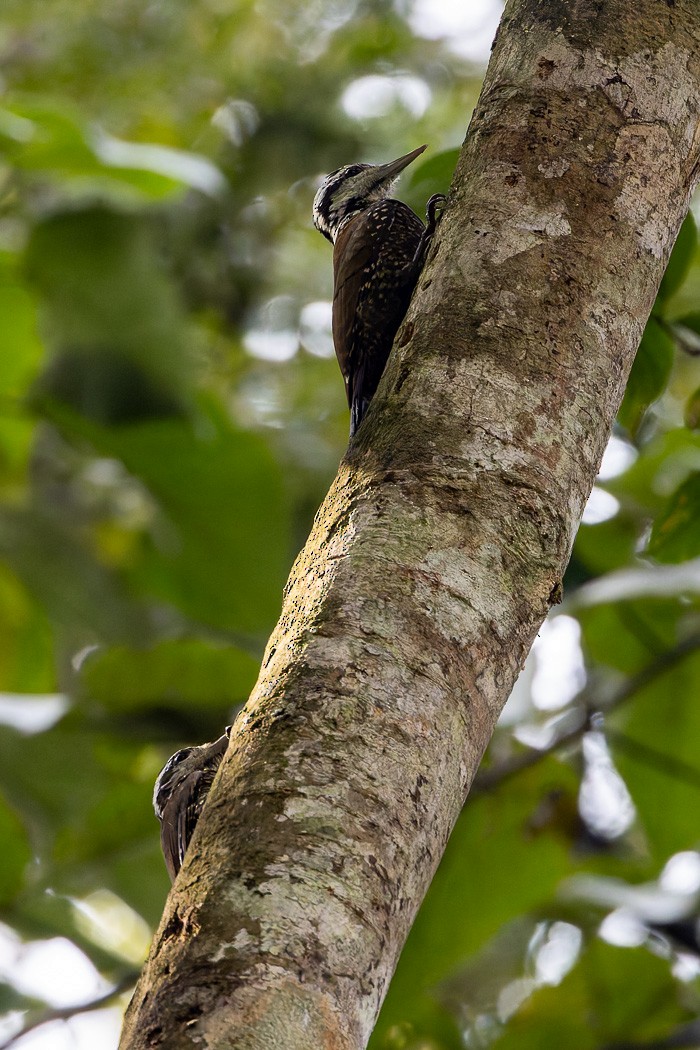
[
  {"xmin": 0, "ymin": 973, "xmax": 138, "ymax": 1050},
  {"xmin": 474, "ymin": 631, "xmax": 700, "ymax": 794},
  {"xmin": 120, "ymin": 2, "xmax": 700, "ymax": 1048}
]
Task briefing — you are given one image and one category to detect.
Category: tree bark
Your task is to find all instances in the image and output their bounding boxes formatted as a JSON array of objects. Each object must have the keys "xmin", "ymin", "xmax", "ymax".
[{"xmin": 120, "ymin": 2, "xmax": 700, "ymax": 1047}]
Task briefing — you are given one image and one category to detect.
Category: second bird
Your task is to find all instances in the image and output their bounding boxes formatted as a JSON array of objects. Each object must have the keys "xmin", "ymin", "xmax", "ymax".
[{"xmin": 313, "ymin": 144, "xmax": 444, "ymax": 436}]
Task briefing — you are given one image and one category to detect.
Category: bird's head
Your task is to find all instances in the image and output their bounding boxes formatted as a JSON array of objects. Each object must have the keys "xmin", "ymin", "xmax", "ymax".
[
  {"xmin": 313, "ymin": 144, "xmax": 427, "ymax": 243},
  {"xmin": 153, "ymin": 746, "xmax": 195, "ymax": 819},
  {"xmin": 152, "ymin": 726, "xmax": 232, "ymax": 819}
]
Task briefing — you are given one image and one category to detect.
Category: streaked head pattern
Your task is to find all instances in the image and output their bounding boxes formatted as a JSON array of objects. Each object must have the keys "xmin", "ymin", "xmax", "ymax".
[
  {"xmin": 313, "ymin": 144, "xmax": 427, "ymax": 243},
  {"xmin": 153, "ymin": 726, "xmax": 232, "ymax": 881}
]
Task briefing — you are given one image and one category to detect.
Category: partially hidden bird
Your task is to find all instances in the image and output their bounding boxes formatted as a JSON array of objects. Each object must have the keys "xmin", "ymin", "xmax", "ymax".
[
  {"xmin": 153, "ymin": 726, "xmax": 231, "ymax": 881},
  {"xmin": 313, "ymin": 143, "xmax": 445, "ymax": 435}
]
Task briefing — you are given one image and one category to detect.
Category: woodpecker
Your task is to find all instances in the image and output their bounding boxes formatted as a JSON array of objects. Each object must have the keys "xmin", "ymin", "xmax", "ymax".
[
  {"xmin": 313, "ymin": 144, "xmax": 445, "ymax": 435},
  {"xmin": 153, "ymin": 726, "xmax": 231, "ymax": 882}
]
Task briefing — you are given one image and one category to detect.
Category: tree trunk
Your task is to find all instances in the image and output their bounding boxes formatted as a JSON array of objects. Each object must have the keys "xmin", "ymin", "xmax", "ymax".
[{"xmin": 120, "ymin": 2, "xmax": 700, "ymax": 1047}]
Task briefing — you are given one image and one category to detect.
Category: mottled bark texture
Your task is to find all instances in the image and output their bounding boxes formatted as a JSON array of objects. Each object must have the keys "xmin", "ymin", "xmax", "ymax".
[{"xmin": 121, "ymin": 3, "xmax": 700, "ymax": 1048}]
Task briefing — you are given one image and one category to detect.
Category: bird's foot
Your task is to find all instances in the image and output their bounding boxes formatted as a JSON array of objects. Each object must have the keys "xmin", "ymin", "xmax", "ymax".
[
  {"xmin": 403, "ymin": 194, "xmax": 448, "ymax": 279},
  {"xmin": 425, "ymin": 193, "xmax": 447, "ymax": 236}
]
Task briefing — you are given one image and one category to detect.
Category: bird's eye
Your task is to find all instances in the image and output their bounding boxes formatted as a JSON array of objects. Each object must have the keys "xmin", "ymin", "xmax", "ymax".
[
  {"xmin": 161, "ymin": 747, "xmax": 193, "ymax": 777},
  {"xmin": 171, "ymin": 748, "xmax": 193, "ymax": 765}
]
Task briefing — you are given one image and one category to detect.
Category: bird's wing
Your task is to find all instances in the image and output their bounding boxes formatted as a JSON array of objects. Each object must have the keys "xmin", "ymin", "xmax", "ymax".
[
  {"xmin": 159, "ymin": 768, "xmax": 204, "ymax": 881},
  {"xmin": 332, "ymin": 202, "xmax": 424, "ymax": 426},
  {"xmin": 332, "ymin": 213, "xmax": 376, "ymax": 409}
]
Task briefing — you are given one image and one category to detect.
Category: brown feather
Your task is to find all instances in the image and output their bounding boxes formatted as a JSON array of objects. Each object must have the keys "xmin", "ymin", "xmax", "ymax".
[
  {"xmin": 332, "ymin": 199, "xmax": 425, "ymax": 432},
  {"xmin": 154, "ymin": 731, "xmax": 230, "ymax": 881}
]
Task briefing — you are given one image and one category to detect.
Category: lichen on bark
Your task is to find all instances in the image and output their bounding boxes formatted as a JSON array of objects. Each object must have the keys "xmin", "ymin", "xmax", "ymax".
[{"xmin": 120, "ymin": 2, "xmax": 700, "ymax": 1048}]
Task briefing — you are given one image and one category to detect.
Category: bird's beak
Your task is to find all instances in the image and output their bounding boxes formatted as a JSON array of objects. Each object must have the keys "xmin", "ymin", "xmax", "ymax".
[{"xmin": 371, "ymin": 144, "xmax": 427, "ymax": 184}]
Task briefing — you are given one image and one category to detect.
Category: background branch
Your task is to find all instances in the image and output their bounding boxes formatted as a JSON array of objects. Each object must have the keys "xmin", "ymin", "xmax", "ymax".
[
  {"xmin": 474, "ymin": 632, "xmax": 700, "ymax": 794},
  {"xmin": 0, "ymin": 974, "xmax": 137, "ymax": 1050}
]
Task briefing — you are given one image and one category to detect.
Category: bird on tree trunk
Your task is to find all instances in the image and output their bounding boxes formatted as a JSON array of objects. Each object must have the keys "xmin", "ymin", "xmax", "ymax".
[
  {"xmin": 153, "ymin": 727, "xmax": 231, "ymax": 881},
  {"xmin": 313, "ymin": 144, "xmax": 445, "ymax": 435}
]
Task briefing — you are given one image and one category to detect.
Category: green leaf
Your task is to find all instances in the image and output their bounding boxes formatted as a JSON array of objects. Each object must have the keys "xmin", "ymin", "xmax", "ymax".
[
  {"xmin": 0, "ymin": 277, "xmax": 43, "ymax": 478},
  {"xmin": 684, "ymin": 386, "xmax": 700, "ymax": 430},
  {"xmin": 0, "ymin": 792, "xmax": 31, "ymax": 903},
  {"xmin": 648, "ymin": 472, "xmax": 700, "ymax": 562},
  {"xmin": 0, "ymin": 724, "xmax": 111, "ymax": 831},
  {"xmin": 671, "ymin": 314, "xmax": 700, "ymax": 350},
  {"xmin": 93, "ymin": 131, "xmax": 225, "ymax": 196},
  {"xmin": 0, "ymin": 281, "xmax": 43, "ymax": 398},
  {"xmin": 577, "ymin": 597, "xmax": 683, "ymax": 674},
  {"xmin": 80, "ymin": 638, "xmax": 258, "ymax": 713},
  {"xmin": 25, "ymin": 207, "xmax": 191, "ymax": 421},
  {"xmin": 0, "ymin": 565, "xmax": 55, "ymax": 693},
  {"xmin": 0, "ymin": 509, "xmax": 151, "ymax": 645},
  {"xmin": 371, "ymin": 761, "xmax": 576, "ymax": 1048},
  {"xmin": 572, "ymin": 513, "xmax": 638, "ymax": 579},
  {"xmin": 0, "ymin": 983, "xmax": 42, "ymax": 1013},
  {"xmin": 611, "ymin": 647, "xmax": 700, "ymax": 861},
  {"xmin": 0, "ymin": 723, "xmax": 169, "ymax": 923},
  {"xmin": 618, "ymin": 318, "xmax": 675, "ymax": 436},
  {"xmin": 54, "ymin": 781, "xmax": 153, "ymax": 866},
  {"xmin": 606, "ymin": 427, "xmax": 700, "ymax": 516},
  {"xmin": 492, "ymin": 940, "xmax": 686, "ymax": 1049},
  {"xmin": 9, "ymin": 888, "xmax": 140, "ymax": 972},
  {"xmin": 573, "ymin": 562, "xmax": 697, "ymax": 608},
  {"xmin": 403, "ymin": 149, "xmax": 458, "ymax": 214},
  {"xmin": 1, "ymin": 99, "xmax": 224, "ymax": 201},
  {"xmin": 657, "ymin": 211, "xmax": 697, "ymax": 305},
  {"xmin": 50, "ymin": 404, "xmax": 290, "ymax": 635}
]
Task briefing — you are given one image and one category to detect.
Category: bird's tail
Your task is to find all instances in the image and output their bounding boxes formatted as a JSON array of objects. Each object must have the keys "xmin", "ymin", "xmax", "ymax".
[{"xmin": 349, "ymin": 396, "xmax": 369, "ymax": 437}]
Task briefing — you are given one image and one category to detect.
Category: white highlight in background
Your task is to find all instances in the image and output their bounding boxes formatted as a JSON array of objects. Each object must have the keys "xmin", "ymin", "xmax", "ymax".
[
  {"xmin": 531, "ymin": 616, "xmax": 586, "ymax": 711},
  {"xmin": 409, "ymin": 0, "xmax": 504, "ymax": 61},
  {"xmin": 244, "ymin": 295, "xmax": 299, "ymax": 362},
  {"xmin": 660, "ymin": 852, "xmax": 700, "ymax": 895},
  {"xmin": 582, "ymin": 487, "xmax": 620, "ymax": 524},
  {"xmin": 341, "ymin": 75, "xmax": 432, "ymax": 120},
  {"xmin": 598, "ymin": 434, "xmax": 638, "ymax": 479},
  {"xmin": 0, "ymin": 929, "xmax": 108, "ymax": 1008},
  {"xmin": 579, "ymin": 732, "xmax": 636, "ymax": 840},
  {"xmin": 0, "ymin": 694, "xmax": 68, "ymax": 734},
  {"xmin": 299, "ymin": 300, "xmax": 334, "ymax": 358}
]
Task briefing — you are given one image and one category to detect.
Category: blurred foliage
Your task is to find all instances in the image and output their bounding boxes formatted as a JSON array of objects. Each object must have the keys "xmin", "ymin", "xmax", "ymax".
[{"xmin": 1, "ymin": 2, "xmax": 700, "ymax": 1049}]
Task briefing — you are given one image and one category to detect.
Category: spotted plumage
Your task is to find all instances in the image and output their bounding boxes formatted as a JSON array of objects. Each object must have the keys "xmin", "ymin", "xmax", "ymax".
[
  {"xmin": 153, "ymin": 727, "xmax": 231, "ymax": 881},
  {"xmin": 313, "ymin": 145, "xmax": 445, "ymax": 435}
]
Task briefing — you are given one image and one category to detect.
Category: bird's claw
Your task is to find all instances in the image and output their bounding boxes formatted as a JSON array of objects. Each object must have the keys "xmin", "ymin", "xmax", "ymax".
[{"xmin": 425, "ymin": 193, "xmax": 447, "ymax": 234}]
